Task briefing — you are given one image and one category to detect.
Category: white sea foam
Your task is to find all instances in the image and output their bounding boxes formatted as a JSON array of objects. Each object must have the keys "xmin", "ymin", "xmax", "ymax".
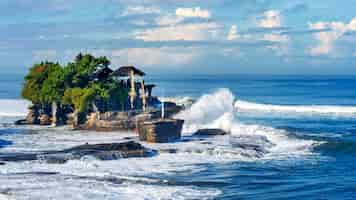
[
  {"xmin": 0, "ymin": 170, "xmax": 220, "ymax": 200},
  {"xmin": 174, "ymin": 88, "xmax": 320, "ymax": 158},
  {"xmin": 0, "ymin": 99, "xmax": 29, "ymax": 117},
  {"xmin": 175, "ymin": 88, "xmax": 235, "ymax": 133},
  {"xmin": 235, "ymin": 100, "xmax": 356, "ymax": 116},
  {"xmin": 0, "ymin": 89, "xmax": 323, "ymax": 199}
]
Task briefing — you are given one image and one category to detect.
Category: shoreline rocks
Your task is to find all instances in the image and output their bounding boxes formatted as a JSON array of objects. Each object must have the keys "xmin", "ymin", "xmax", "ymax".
[
  {"xmin": 193, "ymin": 129, "xmax": 229, "ymax": 136},
  {"xmin": 26, "ymin": 105, "xmax": 40, "ymax": 124},
  {"xmin": 39, "ymin": 114, "xmax": 51, "ymax": 125},
  {"xmin": 14, "ymin": 119, "xmax": 28, "ymax": 125},
  {"xmin": 0, "ymin": 141, "xmax": 156, "ymax": 164}
]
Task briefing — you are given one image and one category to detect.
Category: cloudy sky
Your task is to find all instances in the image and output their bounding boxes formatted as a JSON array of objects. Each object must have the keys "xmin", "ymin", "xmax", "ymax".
[{"xmin": 1, "ymin": 0, "xmax": 356, "ymax": 74}]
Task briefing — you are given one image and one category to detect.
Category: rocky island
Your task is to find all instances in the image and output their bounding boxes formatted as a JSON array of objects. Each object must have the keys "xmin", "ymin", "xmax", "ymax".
[{"xmin": 17, "ymin": 53, "xmax": 185, "ymax": 143}]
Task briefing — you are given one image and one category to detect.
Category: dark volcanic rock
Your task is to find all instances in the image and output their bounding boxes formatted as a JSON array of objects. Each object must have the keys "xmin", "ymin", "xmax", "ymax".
[
  {"xmin": 230, "ymin": 135, "xmax": 274, "ymax": 156},
  {"xmin": 159, "ymin": 148, "xmax": 178, "ymax": 154},
  {"xmin": 0, "ymin": 141, "xmax": 156, "ymax": 163},
  {"xmin": 162, "ymin": 102, "xmax": 184, "ymax": 118},
  {"xmin": 26, "ymin": 105, "xmax": 40, "ymax": 124},
  {"xmin": 14, "ymin": 119, "xmax": 28, "ymax": 125},
  {"xmin": 61, "ymin": 141, "xmax": 156, "ymax": 159},
  {"xmin": 39, "ymin": 114, "xmax": 52, "ymax": 125},
  {"xmin": 0, "ymin": 153, "xmax": 38, "ymax": 162},
  {"xmin": 194, "ymin": 129, "xmax": 229, "ymax": 136}
]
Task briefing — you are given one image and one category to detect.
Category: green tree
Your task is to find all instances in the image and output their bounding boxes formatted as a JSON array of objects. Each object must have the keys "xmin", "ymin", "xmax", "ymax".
[
  {"xmin": 22, "ymin": 62, "xmax": 63, "ymax": 104},
  {"xmin": 22, "ymin": 53, "xmax": 130, "ymax": 124},
  {"xmin": 62, "ymin": 87, "xmax": 96, "ymax": 113},
  {"xmin": 107, "ymin": 82, "xmax": 129, "ymax": 110},
  {"xmin": 41, "ymin": 64, "xmax": 65, "ymax": 104},
  {"xmin": 64, "ymin": 53, "xmax": 110, "ymax": 88}
]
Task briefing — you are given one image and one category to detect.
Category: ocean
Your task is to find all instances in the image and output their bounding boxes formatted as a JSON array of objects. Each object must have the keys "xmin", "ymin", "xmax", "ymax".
[{"xmin": 0, "ymin": 73, "xmax": 356, "ymax": 199}]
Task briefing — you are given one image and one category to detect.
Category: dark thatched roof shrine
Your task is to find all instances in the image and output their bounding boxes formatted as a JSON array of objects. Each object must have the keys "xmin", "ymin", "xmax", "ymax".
[{"xmin": 112, "ymin": 66, "xmax": 146, "ymax": 77}]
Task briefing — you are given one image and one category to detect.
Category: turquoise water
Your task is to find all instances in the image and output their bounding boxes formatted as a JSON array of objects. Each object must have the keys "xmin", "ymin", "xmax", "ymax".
[{"xmin": 1, "ymin": 73, "xmax": 356, "ymax": 199}]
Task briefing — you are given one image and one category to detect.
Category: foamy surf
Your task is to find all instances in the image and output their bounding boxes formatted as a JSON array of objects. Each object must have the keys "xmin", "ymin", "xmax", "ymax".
[
  {"xmin": 174, "ymin": 88, "xmax": 321, "ymax": 159},
  {"xmin": 235, "ymin": 100, "xmax": 356, "ymax": 117},
  {"xmin": 0, "ymin": 89, "xmax": 324, "ymax": 200},
  {"xmin": 0, "ymin": 99, "xmax": 29, "ymax": 117}
]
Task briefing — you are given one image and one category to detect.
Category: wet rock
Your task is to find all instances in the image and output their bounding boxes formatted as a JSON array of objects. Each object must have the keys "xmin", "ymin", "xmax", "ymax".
[
  {"xmin": 138, "ymin": 119, "xmax": 184, "ymax": 143},
  {"xmin": 0, "ymin": 141, "xmax": 156, "ymax": 163},
  {"xmin": 61, "ymin": 141, "xmax": 156, "ymax": 159},
  {"xmin": 0, "ymin": 153, "xmax": 38, "ymax": 162},
  {"xmin": 162, "ymin": 102, "xmax": 184, "ymax": 118},
  {"xmin": 0, "ymin": 162, "xmax": 5, "ymax": 165},
  {"xmin": 159, "ymin": 148, "xmax": 178, "ymax": 154},
  {"xmin": 79, "ymin": 111, "xmax": 154, "ymax": 131},
  {"xmin": 26, "ymin": 105, "xmax": 40, "ymax": 124},
  {"xmin": 194, "ymin": 129, "xmax": 229, "ymax": 136},
  {"xmin": 230, "ymin": 135, "xmax": 274, "ymax": 156},
  {"xmin": 39, "ymin": 114, "xmax": 51, "ymax": 125},
  {"xmin": 14, "ymin": 119, "xmax": 28, "ymax": 125}
]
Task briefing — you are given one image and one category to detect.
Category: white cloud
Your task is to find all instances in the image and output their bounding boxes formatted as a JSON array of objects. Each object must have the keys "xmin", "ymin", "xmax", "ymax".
[
  {"xmin": 259, "ymin": 10, "xmax": 281, "ymax": 28},
  {"xmin": 263, "ymin": 33, "xmax": 289, "ymax": 42},
  {"xmin": 76, "ymin": 47, "xmax": 198, "ymax": 67},
  {"xmin": 133, "ymin": 6, "xmax": 218, "ymax": 42},
  {"xmin": 309, "ymin": 17, "xmax": 356, "ymax": 55},
  {"xmin": 227, "ymin": 25, "xmax": 240, "ymax": 40},
  {"xmin": 135, "ymin": 22, "xmax": 220, "ymax": 41},
  {"xmin": 121, "ymin": 6, "xmax": 160, "ymax": 16},
  {"xmin": 155, "ymin": 15, "xmax": 184, "ymax": 26},
  {"xmin": 130, "ymin": 19, "xmax": 149, "ymax": 26},
  {"xmin": 115, "ymin": 47, "xmax": 197, "ymax": 66},
  {"xmin": 176, "ymin": 7, "xmax": 211, "ymax": 19},
  {"xmin": 256, "ymin": 10, "xmax": 289, "ymax": 43}
]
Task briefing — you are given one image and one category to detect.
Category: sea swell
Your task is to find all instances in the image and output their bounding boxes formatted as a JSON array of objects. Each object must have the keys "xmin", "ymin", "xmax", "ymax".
[{"xmin": 235, "ymin": 100, "xmax": 356, "ymax": 117}]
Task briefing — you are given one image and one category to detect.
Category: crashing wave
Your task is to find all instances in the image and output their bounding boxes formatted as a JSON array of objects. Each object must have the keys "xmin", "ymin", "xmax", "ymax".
[
  {"xmin": 174, "ymin": 88, "xmax": 235, "ymax": 133},
  {"xmin": 174, "ymin": 88, "xmax": 320, "ymax": 159}
]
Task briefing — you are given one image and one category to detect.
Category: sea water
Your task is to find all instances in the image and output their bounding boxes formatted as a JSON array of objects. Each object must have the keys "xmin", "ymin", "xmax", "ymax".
[{"xmin": 0, "ymin": 73, "xmax": 356, "ymax": 199}]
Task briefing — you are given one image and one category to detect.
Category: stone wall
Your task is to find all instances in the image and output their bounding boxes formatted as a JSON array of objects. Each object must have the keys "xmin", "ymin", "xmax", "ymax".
[{"xmin": 137, "ymin": 119, "xmax": 184, "ymax": 143}]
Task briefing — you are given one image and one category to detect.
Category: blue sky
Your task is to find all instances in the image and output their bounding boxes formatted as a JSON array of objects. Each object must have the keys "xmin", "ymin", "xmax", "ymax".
[{"xmin": 1, "ymin": 0, "xmax": 356, "ymax": 74}]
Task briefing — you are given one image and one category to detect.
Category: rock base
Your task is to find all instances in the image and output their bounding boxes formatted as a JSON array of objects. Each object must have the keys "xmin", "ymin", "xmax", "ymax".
[{"xmin": 137, "ymin": 119, "xmax": 184, "ymax": 143}]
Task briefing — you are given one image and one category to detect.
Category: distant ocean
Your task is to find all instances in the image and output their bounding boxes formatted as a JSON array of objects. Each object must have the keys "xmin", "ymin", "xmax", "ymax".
[{"xmin": 1, "ymin": 73, "xmax": 356, "ymax": 199}]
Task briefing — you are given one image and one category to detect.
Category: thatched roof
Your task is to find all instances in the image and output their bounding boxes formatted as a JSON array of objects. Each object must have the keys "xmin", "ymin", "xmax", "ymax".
[{"xmin": 112, "ymin": 66, "xmax": 145, "ymax": 77}]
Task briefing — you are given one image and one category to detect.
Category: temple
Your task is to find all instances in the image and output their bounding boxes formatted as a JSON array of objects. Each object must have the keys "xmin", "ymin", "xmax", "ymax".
[
  {"xmin": 110, "ymin": 66, "xmax": 156, "ymax": 111},
  {"xmin": 91, "ymin": 65, "xmax": 159, "ymax": 112},
  {"xmin": 19, "ymin": 64, "xmax": 184, "ymax": 143}
]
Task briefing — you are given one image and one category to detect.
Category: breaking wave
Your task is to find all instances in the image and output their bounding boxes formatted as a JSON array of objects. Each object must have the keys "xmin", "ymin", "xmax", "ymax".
[
  {"xmin": 175, "ymin": 88, "xmax": 320, "ymax": 158},
  {"xmin": 235, "ymin": 100, "xmax": 356, "ymax": 117}
]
